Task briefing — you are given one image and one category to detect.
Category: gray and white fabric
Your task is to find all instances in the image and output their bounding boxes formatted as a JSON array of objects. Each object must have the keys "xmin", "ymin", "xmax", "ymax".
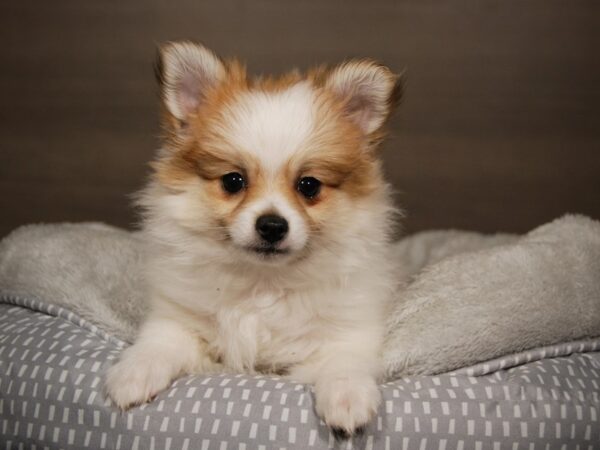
[{"xmin": 1, "ymin": 296, "xmax": 600, "ymax": 449}]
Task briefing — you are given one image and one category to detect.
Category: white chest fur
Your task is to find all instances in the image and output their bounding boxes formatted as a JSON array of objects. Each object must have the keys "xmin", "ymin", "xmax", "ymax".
[{"xmin": 211, "ymin": 289, "xmax": 325, "ymax": 373}]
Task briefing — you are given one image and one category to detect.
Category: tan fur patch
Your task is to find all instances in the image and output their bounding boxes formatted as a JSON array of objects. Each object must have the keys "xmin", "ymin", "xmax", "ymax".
[{"xmin": 289, "ymin": 86, "xmax": 381, "ymax": 197}]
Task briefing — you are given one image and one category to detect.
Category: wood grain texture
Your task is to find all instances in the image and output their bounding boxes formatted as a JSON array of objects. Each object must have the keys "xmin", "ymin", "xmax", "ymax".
[{"xmin": 1, "ymin": 0, "xmax": 599, "ymax": 237}]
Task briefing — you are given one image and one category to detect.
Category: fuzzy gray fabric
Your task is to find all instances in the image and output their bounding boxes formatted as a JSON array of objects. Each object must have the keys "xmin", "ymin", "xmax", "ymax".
[
  {"xmin": 384, "ymin": 214, "xmax": 600, "ymax": 377},
  {"xmin": 0, "ymin": 223, "xmax": 147, "ymax": 343},
  {"xmin": 1, "ymin": 215, "xmax": 599, "ymax": 377}
]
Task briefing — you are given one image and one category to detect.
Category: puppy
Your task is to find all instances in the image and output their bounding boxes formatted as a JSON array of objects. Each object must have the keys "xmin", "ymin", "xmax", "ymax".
[{"xmin": 106, "ymin": 41, "xmax": 402, "ymax": 436}]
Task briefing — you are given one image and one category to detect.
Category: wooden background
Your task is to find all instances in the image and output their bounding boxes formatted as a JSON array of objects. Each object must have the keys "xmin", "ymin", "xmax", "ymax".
[{"xmin": 1, "ymin": 1, "xmax": 599, "ymax": 237}]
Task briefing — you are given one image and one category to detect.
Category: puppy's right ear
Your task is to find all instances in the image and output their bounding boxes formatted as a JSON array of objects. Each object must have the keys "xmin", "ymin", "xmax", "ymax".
[{"xmin": 156, "ymin": 41, "xmax": 225, "ymax": 124}]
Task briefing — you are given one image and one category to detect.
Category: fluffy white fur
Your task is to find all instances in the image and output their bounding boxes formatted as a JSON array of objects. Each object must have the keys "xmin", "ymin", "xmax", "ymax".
[
  {"xmin": 225, "ymin": 82, "xmax": 317, "ymax": 171},
  {"xmin": 104, "ymin": 42, "xmax": 400, "ymax": 435},
  {"xmin": 216, "ymin": 84, "xmax": 317, "ymax": 254}
]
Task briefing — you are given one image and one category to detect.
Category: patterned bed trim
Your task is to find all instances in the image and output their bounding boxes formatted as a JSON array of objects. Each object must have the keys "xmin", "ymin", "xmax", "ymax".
[
  {"xmin": 452, "ymin": 339, "xmax": 600, "ymax": 377},
  {"xmin": 0, "ymin": 293, "xmax": 127, "ymax": 350}
]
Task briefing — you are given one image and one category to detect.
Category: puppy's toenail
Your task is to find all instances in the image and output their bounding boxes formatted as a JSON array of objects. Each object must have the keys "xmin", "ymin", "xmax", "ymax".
[{"xmin": 331, "ymin": 427, "xmax": 351, "ymax": 441}]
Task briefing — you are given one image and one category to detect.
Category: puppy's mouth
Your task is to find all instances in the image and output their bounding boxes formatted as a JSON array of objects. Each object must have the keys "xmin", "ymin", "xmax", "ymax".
[{"xmin": 247, "ymin": 245, "xmax": 290, "ymax": 257}]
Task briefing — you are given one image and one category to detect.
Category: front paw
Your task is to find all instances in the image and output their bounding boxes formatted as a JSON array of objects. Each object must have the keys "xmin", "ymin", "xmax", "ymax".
[
  {"xmin": 315, "ymin": 374, "xmax": 381, "ymax": 438},
  {"xmin": 105, "ymin": 349, "xmax": 176, "ymax": 409}
]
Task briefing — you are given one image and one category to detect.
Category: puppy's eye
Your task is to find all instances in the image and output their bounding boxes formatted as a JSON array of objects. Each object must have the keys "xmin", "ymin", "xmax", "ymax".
[
  {"xmin": 221, "ymin": 172, "xmax": 246, "ymax": 194},
  {"xmin": 297, "ymin": 177, "xmax": 321, "ymax": 199}
]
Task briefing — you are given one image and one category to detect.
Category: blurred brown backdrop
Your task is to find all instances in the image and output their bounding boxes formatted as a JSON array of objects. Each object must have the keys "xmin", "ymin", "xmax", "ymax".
[{"xmin": 1, "ymin": 0, "xmax": 599, "ymax": 237}]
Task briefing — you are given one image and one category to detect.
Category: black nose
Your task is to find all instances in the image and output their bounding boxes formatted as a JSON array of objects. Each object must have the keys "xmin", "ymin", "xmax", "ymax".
[{"xmin": 255, "ymin": 214, "xmax": 288, "ymax": 243}]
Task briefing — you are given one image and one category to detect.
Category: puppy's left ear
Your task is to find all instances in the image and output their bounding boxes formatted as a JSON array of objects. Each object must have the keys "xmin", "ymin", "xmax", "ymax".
[{"xmin": 324, "ymin": 60, "xmax": 402, "ymax": 135}]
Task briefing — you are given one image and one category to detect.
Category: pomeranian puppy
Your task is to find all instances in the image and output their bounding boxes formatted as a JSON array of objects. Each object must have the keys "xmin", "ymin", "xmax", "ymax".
[{"xmin": 106, "ymin": 41, "xmax": 401, "ymax": 437}]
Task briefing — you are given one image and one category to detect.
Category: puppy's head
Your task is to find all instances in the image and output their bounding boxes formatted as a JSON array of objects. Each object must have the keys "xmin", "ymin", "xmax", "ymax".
[{"xmin": 148, "ymin": 41, "xmax": 401, "ymax": 265}]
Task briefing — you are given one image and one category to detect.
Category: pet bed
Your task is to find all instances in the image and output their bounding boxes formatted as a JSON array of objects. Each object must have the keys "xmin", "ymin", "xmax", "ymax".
[{"xmin": 1, "ymin": 216, "xmax": 600, "ymax": 448}]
